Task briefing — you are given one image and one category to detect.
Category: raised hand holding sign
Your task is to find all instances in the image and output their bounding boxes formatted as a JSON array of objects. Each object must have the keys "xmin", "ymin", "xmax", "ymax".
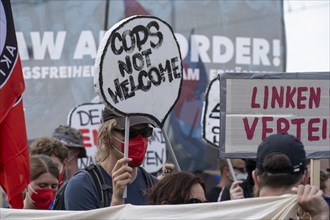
[{"xmin": 94, "ymin": 15, "xmax": 183, "ymax": 201}]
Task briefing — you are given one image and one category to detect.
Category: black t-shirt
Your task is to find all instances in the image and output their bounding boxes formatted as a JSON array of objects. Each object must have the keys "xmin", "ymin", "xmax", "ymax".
[{"xmin": 206, "ymin": 186, "xmax": 222, "ymax": 202}]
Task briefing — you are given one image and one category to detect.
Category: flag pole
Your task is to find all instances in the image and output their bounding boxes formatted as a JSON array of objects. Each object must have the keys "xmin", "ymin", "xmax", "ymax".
[{"xmin": 162, "ymin": 129, "xmax": 181, "ymax": 172}]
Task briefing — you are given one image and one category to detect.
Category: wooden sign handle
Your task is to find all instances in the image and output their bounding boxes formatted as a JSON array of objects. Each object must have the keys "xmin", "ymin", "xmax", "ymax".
[{"xmin": 310, "ymin": 159, "xmax": 320, "ymax": 188}]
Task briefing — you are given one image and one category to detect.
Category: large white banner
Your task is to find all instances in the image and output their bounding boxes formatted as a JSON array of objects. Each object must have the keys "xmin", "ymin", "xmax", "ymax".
[
  {"xmin": 1, "ymin": 195, "xmax": 298, "ymax": 220},
  {"xmin": 13, "ymin": 0, "xmax": 285, "ymax": 171}
]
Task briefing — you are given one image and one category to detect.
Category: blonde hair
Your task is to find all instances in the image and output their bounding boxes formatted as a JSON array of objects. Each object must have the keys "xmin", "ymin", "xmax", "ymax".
[
  {"xmin": 158, "ymin": 163, "xmax": 176, "ymax": 180},
  {"xmin": 95, "ymin": 119, "xmax": 117, "ymax": 162}
]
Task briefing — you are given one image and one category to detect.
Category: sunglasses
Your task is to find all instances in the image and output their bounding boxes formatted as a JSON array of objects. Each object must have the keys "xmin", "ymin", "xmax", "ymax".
[
  {"xmin": 113, "ymin": 127, "xmax": 153, "ymax": 138},
  {"xmin": 186, "ymin": 198, "xmax": 209, "ymax": 204}
]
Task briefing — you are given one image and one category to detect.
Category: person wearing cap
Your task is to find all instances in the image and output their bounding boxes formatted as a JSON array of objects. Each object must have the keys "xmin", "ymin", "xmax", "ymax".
[
  {"xmin": 248, "ymin": 133, "xmax": 329, "ymax": 220},
  {"xmin": 52, "ymin": 125, "xmax": 87, "ymax": 180},
  {"xmin": 63, "ymin": 107, "xmax": 157, "ymax": 210}
]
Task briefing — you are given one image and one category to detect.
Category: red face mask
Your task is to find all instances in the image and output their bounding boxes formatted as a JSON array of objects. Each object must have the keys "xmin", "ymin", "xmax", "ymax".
[
  {"xmin": 120, "ymin": 134, "xmax": 148, "ymax": 167},
  {"xmin": 29, "ymin": 185, "xmax": 56, "ymax": 210}
]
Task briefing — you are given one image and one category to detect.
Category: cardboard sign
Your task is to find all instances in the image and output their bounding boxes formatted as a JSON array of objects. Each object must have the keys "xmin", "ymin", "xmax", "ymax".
[
  {"xmin": 94, "ymin": 15, "xmax": 183, "ymax": 128},
  {"xmin": 219, "ymin": 72, "xmax": 330, "ymax": 159},
  {"xmin": 202, "ymin": 75, "xmax": 221, "ymax": 147},
  {"xmin": 67, "ymin": 102, "xmax": 166, "ymax": 172}
]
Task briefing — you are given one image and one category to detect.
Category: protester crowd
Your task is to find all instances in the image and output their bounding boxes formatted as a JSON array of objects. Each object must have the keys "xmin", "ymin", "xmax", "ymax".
[{"xmin": 1, "ymin": 107, "xmax": 328, "ymax": 219}]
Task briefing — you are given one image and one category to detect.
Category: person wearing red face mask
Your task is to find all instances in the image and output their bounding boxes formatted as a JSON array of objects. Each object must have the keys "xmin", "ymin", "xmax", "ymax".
[
  {"xmin": 24, "ymin": 154, "xmax": 59, "ymax": 210},
  {"xmin": 63, "ymin": 107, "xmax": 158, "ymax": 210},
  {"xmin": 29, "ymin": 137, "xmax": 68, "ymax": 190}
]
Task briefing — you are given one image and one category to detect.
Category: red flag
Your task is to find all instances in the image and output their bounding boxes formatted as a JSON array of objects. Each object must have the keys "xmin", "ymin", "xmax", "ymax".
[
  {"xmin": 124, "ymin": 0, "xmax": 150, "ymax": 16},
  {"xmin": 0, "ymin": 0, "xmax": 30, "ymax": 208}
]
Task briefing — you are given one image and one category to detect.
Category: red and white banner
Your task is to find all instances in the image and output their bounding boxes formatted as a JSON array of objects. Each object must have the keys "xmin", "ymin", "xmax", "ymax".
[{"xmin": 0, "ymin": 0, "xmax": 30, "ymax": 208}]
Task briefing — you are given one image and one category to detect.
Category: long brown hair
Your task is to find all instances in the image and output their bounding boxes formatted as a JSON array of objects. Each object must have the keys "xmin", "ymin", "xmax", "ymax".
[{"xmin": 30, "ymin": 154, "xmax": 59, "ymax": 181}]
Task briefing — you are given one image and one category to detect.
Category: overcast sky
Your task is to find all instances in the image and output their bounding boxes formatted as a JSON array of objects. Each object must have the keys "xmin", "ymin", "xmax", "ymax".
[{"xmin": 284, "ymin": 0, "xmax": 329, "ymax": 72}]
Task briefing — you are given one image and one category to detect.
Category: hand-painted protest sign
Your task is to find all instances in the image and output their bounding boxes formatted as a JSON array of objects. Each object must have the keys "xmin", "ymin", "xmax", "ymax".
[
  {"xmin": 202, "ymin": 75, "xmax": 221, "ymax": 147},
  {"xmin": 67, "ymin": 102, "xmax": 166, "ymax": 172},
  {"xmin": 142, "ymin": 128, "xmax": 166, "ymax": 173},
  {"xmin": 219, "ymin": 72, "xmax": 330, "ymax": 159},
  {"xmin": 94, "ymin": 15, "xmax": 183, "ymax": 128}
]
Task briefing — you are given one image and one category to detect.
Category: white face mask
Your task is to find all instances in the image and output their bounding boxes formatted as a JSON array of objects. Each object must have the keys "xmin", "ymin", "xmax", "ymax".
[{"xmin": 236, "ymin": 172, "xmax": 248, "ymax": 181}]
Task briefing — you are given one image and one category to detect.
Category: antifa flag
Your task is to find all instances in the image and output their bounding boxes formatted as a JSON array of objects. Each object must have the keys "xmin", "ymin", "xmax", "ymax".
[{"xmin": 0, "ymin": 0, "xmax": 30, "ymax": 208}]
